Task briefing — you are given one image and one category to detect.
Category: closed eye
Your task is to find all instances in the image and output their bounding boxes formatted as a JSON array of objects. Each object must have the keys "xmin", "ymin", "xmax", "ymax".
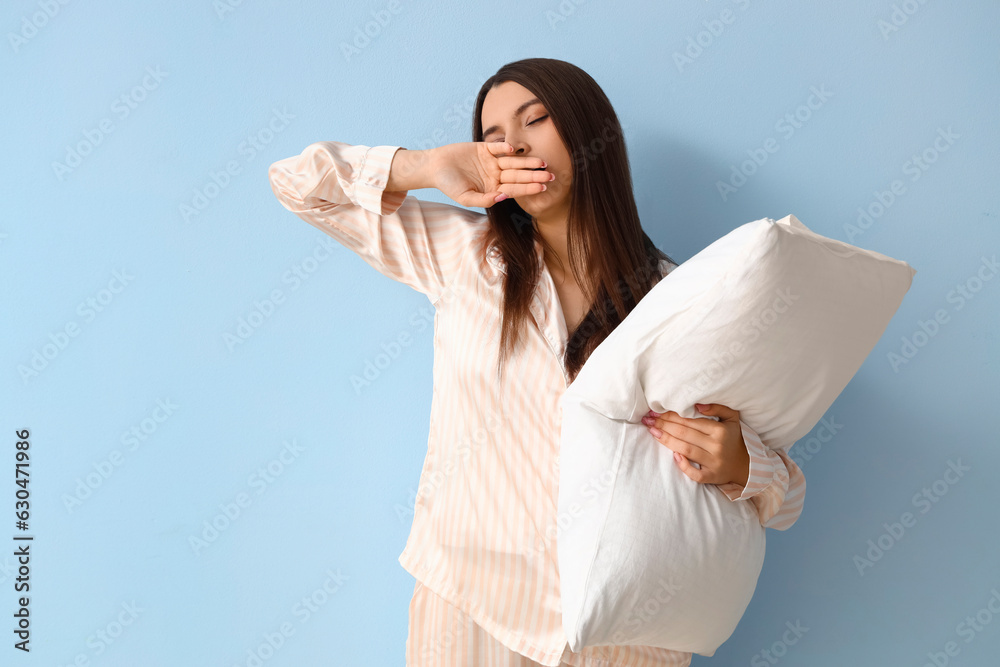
[{"xmin": 487, "ymin": 115, "xmax": 549, "ymax": 142}]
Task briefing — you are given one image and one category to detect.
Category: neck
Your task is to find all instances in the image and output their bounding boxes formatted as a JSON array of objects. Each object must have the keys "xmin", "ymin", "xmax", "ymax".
[{"xmin": 532, "ymin": 203, "xmax": 572, "ymax": 281}]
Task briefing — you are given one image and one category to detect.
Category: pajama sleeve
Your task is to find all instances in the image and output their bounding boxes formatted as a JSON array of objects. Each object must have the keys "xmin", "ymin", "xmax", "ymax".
[
  {"xmin": 719, "ymin": 420, "xmax": 806, "ymax": 531},
  {"xmin": 268, "ymin": 141, "xmax": 484, "ymax": 304}
]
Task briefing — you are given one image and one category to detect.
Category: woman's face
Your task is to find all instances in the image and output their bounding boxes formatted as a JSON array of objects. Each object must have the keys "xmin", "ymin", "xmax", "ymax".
[{"xmin": 481, "ymin": 81, "xmax": 572, "ymax": 218}]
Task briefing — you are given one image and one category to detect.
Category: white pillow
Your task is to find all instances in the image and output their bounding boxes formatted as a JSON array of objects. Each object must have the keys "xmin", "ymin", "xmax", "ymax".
[{"xmin": 557, "ymin": 214, "xmax": 916, "ymax": 655}]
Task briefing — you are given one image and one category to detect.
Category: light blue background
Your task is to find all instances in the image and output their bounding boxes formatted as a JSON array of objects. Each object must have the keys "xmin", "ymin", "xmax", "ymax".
[{"xmin": 2, "ymin": 1, "xmax": 998, "ymax": 665}]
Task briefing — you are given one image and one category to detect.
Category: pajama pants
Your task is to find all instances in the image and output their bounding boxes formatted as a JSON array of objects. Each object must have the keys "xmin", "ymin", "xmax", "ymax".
[{"xmin": 405, "ymin": 581, "xmax": 693, "ymax": 667}]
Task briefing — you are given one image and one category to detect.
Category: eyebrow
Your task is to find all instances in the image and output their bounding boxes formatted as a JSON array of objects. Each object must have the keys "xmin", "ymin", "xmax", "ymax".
[{"xmin": 482, "ymin": 98, "xmax": 543, "ymax": 140}]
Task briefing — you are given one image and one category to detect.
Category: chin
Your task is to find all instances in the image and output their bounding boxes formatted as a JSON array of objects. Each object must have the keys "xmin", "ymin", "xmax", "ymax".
[
  {"xmin": 516, "ymin": 189, "xmax": 552, "ymax": 207},
  {"xmin": 515, "ymin": 199, "xmax": 544, "ymax": 215}
]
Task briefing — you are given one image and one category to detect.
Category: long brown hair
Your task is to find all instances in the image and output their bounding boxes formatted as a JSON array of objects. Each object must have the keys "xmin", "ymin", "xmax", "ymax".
[{"xmin": 472, "ymin": 57, "xmax": 676, "ymax": 385}]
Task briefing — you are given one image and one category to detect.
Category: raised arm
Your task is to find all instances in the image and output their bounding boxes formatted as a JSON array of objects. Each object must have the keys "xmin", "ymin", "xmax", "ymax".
[{"xmin": 267, "ymin": 141, "xmax": 485, "ymax": 304}]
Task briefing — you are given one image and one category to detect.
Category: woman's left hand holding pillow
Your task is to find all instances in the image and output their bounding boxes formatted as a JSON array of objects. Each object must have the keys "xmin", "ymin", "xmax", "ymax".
[{"xmin": 641, "ymin": 403, "xmax": 750, "ymax": 493}]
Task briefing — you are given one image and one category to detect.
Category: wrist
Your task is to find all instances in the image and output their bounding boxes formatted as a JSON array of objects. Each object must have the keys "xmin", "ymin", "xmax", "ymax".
[
  {"xmin": 386, "ymin": 147, "xmax": 437, "ymax": 192},
  {"xmin": 738, "ymin": 447, "xmax": 751, "ymax": 486}
]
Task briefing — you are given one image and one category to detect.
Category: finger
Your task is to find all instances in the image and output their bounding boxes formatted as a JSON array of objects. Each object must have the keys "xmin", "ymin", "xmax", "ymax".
[
  {"xmin": 497, "ymin": 182, "xmax": 548, "ymax": 197},
  {"xmin": 650, "ymin": 415, "xmax": 714, "ymax": 450},
  {"xmin": 672, "ymin": 451, "xmax": 705, "ymax": 483},
  {"xmin": 485, "ymin": 141, "xmax": 515, "ymax": 156},
  {"xmin": 675, "ymin": 451, "xmax": 722, "ymax": 483},
  {"xmin": 495, "ymin": 155, "xmax": 547, "ymax": 170},
  {"xmin": 498, "ymin": 169, "xmax": 553, "ymax": 185},
  {"xmin": 459, "ymin": 189, "xmax": 506, "ymax": 209},
  {"xmin": 464, "ymin": 182, "xmax": 545, "ymax": 207},
  {"xmin": 658, "ymin": 410, "xmax": 721, "ymax": 437},
  {"xmin": 696, "ymin": 402, "xmax": 740, "ymax": 423},
  {"xmin": 647, "ymin": 423, "xmax": 704, "ymax": 468}
]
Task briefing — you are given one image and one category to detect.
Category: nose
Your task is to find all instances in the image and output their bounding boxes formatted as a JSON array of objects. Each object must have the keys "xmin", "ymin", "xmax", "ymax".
[{"xmin": 507, "ymin": 136, "xmax": 529, "ymax": 155}]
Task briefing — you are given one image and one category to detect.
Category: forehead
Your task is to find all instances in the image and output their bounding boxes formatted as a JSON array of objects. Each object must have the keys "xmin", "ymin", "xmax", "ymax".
[{"xmin": 482, "ymin": 81, "xmax": 539, "ymax": 116}]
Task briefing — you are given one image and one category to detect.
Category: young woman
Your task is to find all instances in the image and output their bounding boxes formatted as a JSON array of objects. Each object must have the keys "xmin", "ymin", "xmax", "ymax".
[{"xmin": 269, "ymin": 57, "xmax": 805, "ymax": 667}]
